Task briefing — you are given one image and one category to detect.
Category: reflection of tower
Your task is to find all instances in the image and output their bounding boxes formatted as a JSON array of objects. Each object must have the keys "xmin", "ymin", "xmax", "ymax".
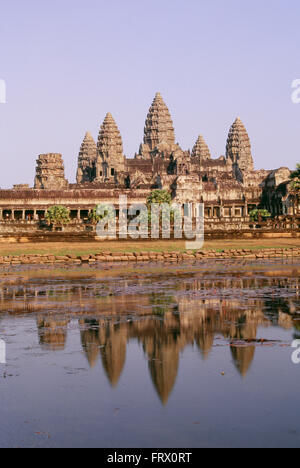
[
  {"xmin": 139, "ymin": 313, "xmax": 181, "ymax": 405},
  {"xmin": 98, "ymin": 319, "xmax": 127, "ymax": 387},
  {"xmin": 230, "ymin": 345, "xmax": 255, "ymax": 378},
  {"xmin": 37, "ymin": 317, "xmax": 69, "ymax": 351},
  {"xmin": 148, "ymin": 342, "xmax": 179, "ymax": 405},
  {"xmin": 227, "ymin": 313, "xmax": 257, "ymax": 378},
  {"xmin": 193, "ymin": 309, "xmax": 217, "ymax": 360},
  {"xmin": 196, "ymin": 329, "xmax": 215, "ymax": 360},
  {"xmin": 80, "ymin": 319, "xmax": 101, "ymax": 368}
]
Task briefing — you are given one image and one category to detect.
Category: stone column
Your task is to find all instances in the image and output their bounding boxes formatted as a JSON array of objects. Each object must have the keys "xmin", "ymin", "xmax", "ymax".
[
  {"xmin": 22, "ymin": 210, "xmax": 25, "ymax": 221},
  {"xmin": 0, "ymin": 209, "xmax": 3, "ymax": 221}
]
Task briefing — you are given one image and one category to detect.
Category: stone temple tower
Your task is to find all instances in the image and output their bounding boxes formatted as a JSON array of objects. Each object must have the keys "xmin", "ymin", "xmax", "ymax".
[
  {"xmin": 138, "ymin": 92, "xmax": 176, "ymax": 159},
  {"xmin": 191, "ymin": 135, "xmax": 211, "ymax": 162},
  {"xmin": 96, "ymin": 113, "xmax": 125, "ymax": 182},
  {"xmin": 226, "ymin": 118, "xmax": 254, "ymax": 180},
  {"xmin": 34, "ymin": 154, "xmax": 68, "ymax": 190},
  {"xmin": 76, "ymin": 132, "xmax": 97, "ymax": 184}
]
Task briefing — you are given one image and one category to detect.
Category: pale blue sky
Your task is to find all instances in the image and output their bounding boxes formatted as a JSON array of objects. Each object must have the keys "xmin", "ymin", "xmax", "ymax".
[{"xmin": 0, "ymin": 0, "xmax": 299, "ymax": 188}]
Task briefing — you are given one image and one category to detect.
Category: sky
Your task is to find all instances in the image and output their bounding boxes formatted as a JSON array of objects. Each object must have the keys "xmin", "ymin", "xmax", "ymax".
[{"xmin": 0, "ymin": 0, "xmax": 299, "ymax": 188}]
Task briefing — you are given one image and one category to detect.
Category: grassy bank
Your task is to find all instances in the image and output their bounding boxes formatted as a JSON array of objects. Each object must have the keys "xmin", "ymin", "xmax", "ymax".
[{"xmin": 0, "ymin": 238, "xmax": 300, "ymax": 257}]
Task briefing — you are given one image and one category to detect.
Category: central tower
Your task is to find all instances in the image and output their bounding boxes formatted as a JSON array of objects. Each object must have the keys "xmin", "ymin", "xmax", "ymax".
[{"xmin": 138, "ymin": 92, "xmax": 176, "ymax": 159}]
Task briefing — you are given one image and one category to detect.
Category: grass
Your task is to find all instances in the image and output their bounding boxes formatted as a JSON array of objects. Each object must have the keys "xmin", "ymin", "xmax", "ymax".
[{"xmin": 0, "ymin": 238, "xmax": 299, "ymax": 257}]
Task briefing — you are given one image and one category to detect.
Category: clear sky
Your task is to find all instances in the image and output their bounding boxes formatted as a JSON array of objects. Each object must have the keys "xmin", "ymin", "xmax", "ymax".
[{"xmin": 0, "ymin": 0, "xmax": 299, "ymax": 188}]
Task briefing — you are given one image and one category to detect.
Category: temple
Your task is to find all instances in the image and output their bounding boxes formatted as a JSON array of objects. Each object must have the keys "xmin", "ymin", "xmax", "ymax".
[{"xmin": 0, "ymin": 92, "xmax": 297, "ymax": 235}]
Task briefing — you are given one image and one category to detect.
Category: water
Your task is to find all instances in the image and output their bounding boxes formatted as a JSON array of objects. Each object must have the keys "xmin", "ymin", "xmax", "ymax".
[{"xmin": 0, "ymin": 259, "xmax": 300, "ymax": 448}]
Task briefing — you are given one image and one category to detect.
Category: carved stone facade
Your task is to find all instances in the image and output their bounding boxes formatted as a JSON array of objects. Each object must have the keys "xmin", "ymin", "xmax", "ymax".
[
  {"xmin": 34, "ymin": 154, "xmax": 68, "ymax": 190},
  {"xmin": 76, "ymin": 132, "xmax": 97, "ymax": 184},
  {"xmin": 192, "ymin": 135, "xmax": 211, "ymax": 162},
  {"xmin": 226, "ymin": 117, "xmax": 254, "ymax": 182},
  {"xmin": 0, "ymin": 92, "xmax": 295, "ymax": 227},
  {"xmin": 95, "ymin": 113, "xmax": 126, "ymax": 183}
]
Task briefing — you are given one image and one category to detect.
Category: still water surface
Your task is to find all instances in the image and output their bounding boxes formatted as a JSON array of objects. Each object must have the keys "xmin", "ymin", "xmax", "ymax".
[{"xmin": 0, "ymin": 259, "xmax": 300, "ymax": 448}]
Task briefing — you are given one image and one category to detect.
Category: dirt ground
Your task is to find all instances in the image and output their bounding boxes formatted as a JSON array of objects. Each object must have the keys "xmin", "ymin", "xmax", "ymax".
[{"xmin": 0, "ymin": 238, "xmax": 299, "ymax": 257}]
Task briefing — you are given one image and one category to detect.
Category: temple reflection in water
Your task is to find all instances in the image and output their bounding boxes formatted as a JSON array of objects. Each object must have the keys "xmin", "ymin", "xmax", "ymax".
[{"xmin": 0, "ymin": 268, "xmax": 300, "ymax": 404}]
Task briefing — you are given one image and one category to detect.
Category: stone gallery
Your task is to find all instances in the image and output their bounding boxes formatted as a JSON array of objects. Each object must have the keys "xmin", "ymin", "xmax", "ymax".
[{"xmin": 0, "ymin": 93, "xmax": 296, "ymax": 234}]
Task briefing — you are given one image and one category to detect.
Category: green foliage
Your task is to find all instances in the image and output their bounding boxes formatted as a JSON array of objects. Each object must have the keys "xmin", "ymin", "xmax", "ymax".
[
  {"xmin": 89, "ymin": 205, "xmax": 115, "ymax": 224},
  {"xmin": 290, "ymin": 164, "xmax": 300, "ymax": 180},
  {"xmin": 146, "ymin": 189, "xmax": 172, "ymax": 206},
  {"xmin": 45, "ymin": 206, "xmax": 70, "ymax": 226},
  {"xmin": 144, "ymin": 190, "xmax": 180, "ymax": 228},
  {"xmin": 290, "ymin": 179, "xmax": 300, "ymax": 193},
  {"xmin": 249, "ymin": 209, "xmax": 271, "ymax": 222}
]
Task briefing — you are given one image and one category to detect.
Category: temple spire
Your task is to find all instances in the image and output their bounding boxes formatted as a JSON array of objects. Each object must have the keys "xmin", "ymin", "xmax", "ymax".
[
  {"xmin": 76, "ymin": 132, "xmax": 97, "ymax": 184},
  {"xmin": 97, "ymin": 113, "xmax": 124, "ymax": 157},
  {"xmin": 191, "ymin": 135, "xmax": 211, "ymax": 160},
  {"xmin": 226, "ymin": 118, "xmax": 254, "ymax": 172},
  {"xmin": 96, "ymin": 113, "xmax": 125, "ymax": 180},
  {"xmin": 143, "ymin": 92, "xmax": 176, "ymax": 152}
]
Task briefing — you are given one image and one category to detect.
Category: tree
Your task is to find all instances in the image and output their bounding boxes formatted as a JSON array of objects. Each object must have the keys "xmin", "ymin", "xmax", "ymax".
[
  {"xmin": 289, "ymin": 165, "xmax": 300, "ymax": 215},
  {"xmin": 88, "ymin": 205, "xmax": 115, "ymax": 224},
  {"xmin": 249, "ymin": 209, "xmax": 271, "ymax": 222},
  {"xmin": 290, "ymin": 163, "xmax": 300, "ymax": 180},
  {"xmin": 146, "ymin": 189, "xmax": 172, "ymax": 206},
  {"xmin": 45, "ymin": 206, "xmax": 70, "ymax": 230},
  {"xmin": 144, "ymin": 190, "xmax": 180, "ymax": 232}
]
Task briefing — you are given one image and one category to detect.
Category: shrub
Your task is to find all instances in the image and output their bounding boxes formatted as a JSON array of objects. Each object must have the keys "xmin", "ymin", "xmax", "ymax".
[{"xmin": 249, "ymin": 209, "xmax": 271, "ymax": 222}]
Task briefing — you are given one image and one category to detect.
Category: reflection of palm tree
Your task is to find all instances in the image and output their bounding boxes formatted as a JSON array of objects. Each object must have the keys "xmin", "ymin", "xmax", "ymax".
[
  {"xmin": 293, "ymin": 320, "xmax": 300, "ymax": 341},
  {"xmin": 37, "ymin": 317, "xmax": 69, "ymax": 351},
  {"xmin": 264, "ymin": 298, "xmax": 292, "ymax": 323},
  {"xmin": 149, "ymin": 293, "xmax": 175, "ymax": 316}
]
